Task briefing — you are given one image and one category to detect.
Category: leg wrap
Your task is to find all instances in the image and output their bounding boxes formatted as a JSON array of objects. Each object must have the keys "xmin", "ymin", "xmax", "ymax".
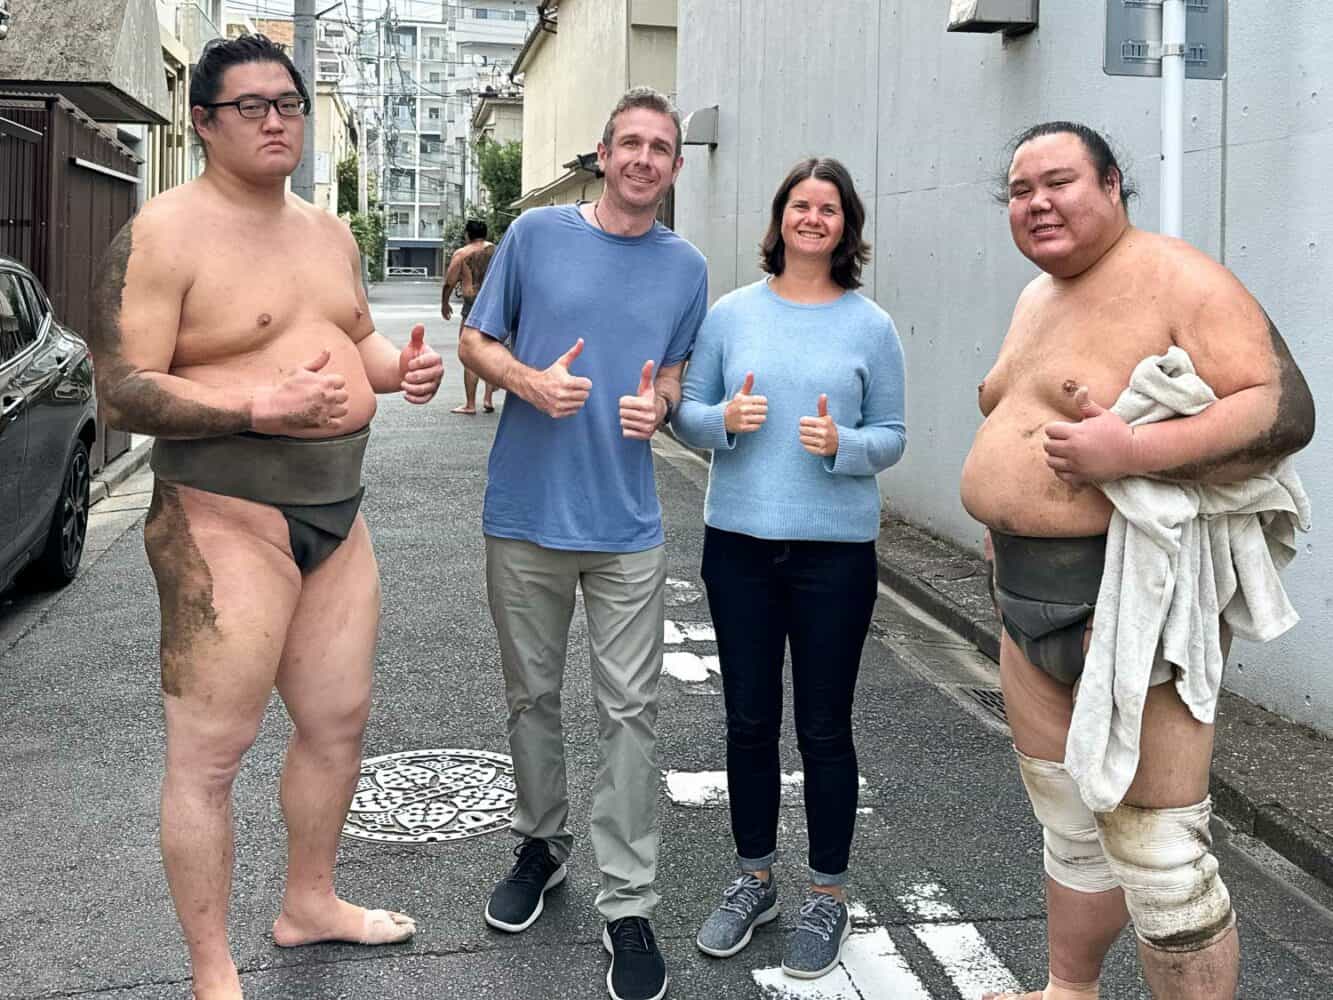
[
  {"xmin": 1096, "ymin": 798, "xmax": 1234, "ymax": 952},
  {"xmin": 1016, "ymin": 750, "xmax": 1118, "ymax": 894}
]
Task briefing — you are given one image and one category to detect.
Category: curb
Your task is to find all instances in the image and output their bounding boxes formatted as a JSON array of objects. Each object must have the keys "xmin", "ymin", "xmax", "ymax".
[{"xmin": 90, "ymin": 438, "xmax": 153, "ymax": 507}]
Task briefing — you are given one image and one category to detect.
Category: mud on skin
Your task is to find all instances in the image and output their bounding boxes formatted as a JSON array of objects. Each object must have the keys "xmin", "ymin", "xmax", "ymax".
[
  {"xmin": 1160, "ymin": 313, "xmax": 1316, "ymax": 480},
  {"xmin": 89, "ymin": 220, "xmax": 250, "ymax": 439},
  {"xmin": 144, "ymin": 483, "xmax": 220, "ymax": 697}
]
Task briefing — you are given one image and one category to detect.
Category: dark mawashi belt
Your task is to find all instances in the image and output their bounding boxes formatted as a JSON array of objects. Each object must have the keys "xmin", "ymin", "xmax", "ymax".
[{"xmin": 150, "ymin": 426, "xmax": 370, "ymax": 506}]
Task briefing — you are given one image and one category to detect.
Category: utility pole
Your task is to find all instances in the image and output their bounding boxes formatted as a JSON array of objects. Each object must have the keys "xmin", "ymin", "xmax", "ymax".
[
  {"xmin": 293, "ymin": 0, "xmax": 317, "ymax": 202},
  {"xmin": 1159, "ymin": 0, "xmax": 1186, "ymax": 237},
  {"xmin": 375, "ymin": 10, "xmax": 386, "ymax": 221},
  {"xmin": 357, "ymin": 0, "xmax": 368, "ymax": 215}
]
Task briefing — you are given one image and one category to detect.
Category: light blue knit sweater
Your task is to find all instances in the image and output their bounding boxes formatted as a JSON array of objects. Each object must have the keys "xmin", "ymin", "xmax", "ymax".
[{"xmin": 673, "ymin": 279, "xmax": 907, "ymax": 543}]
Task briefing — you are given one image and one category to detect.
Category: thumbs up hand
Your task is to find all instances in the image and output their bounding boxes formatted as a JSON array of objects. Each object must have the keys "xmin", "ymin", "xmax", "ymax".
[
  {"xmin": 399, "ymin": 324, "xmax": 444, "ymax": 404},
  {"xmin": 253, "ymin": 350, "xmax": 351, "ymax": 432},
  {"xmin": 1043, "ymin": 384, "xmax": 1137, "ymax": 484},
  {"xmin": 799, "ymin": 393, "xmax": 839, "ymax": 457},
  {"xmin": 724, "ymin": 372, "xmax": 767, "ymax": 435},
  {"xmin": 619, "ymin": 359, "xmax": 665, "ymax": 439},
  {"xmin": 526, "ymin": 338, "xmax": 593, "ymax": 418}
]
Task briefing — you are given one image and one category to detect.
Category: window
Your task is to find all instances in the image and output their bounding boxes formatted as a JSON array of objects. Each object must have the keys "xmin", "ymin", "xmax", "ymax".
[
  {"xmin": 0, "ymin": 272, "xmax": 39, "ymax": 365},
  {"xmin": 429, "ymin": 107, "xmax": 441, "ymax": 120},
  {"xmin": 19, "ymin": 277, "xmax": 49, "ymax": 327}
]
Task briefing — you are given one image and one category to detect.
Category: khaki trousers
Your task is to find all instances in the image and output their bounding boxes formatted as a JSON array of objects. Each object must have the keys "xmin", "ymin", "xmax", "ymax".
[{"xmin": 485, "ymin": 535, "xmax": 667, "ymax": 920}]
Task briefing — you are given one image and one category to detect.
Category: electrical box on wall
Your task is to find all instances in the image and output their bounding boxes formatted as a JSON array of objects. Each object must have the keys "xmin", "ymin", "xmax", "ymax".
[{"xmin": 947, "ymin": 0, "xmax": 1039, "ymax": 36}]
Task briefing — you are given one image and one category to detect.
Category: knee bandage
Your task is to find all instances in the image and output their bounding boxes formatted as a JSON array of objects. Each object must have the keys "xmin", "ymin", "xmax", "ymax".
[
  {"xmin": 1096, "ymin": 798, "xmax": 1234, "ymax": 952},
  {"xmin": 1016, "ymin": 750, "xmax": 1118, "ymax": 894}
]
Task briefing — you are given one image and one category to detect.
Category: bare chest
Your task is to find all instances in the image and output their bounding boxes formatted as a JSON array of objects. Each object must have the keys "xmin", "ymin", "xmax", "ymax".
[
  {"xmin": 981, "ymin": 289, "xmax": 1175, "ymax": 417},
  {"xmin": 174, "ymin": 230, "xmax": 365, "ymax": 367}
]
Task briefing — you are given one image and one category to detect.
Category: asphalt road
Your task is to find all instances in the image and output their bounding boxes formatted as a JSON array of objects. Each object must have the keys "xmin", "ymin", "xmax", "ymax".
[{"xmin": 2, "ymin": 278, "xmax": 1331, "ymax": 1000}]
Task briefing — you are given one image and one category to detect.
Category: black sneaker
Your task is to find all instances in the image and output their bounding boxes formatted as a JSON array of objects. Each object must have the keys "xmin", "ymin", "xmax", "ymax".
[
  {"xmin": 602, "ymin": 916, "xmax": 669, "ymax": 1000},
  {"xmin": 484, "ymin": 838, "xmax": 567, "ymax": 933}
]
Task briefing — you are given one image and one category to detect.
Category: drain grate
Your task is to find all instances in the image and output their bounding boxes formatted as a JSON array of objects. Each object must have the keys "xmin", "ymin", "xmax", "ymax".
[{"xmin": 966, "ymin": 687, "xmax": 1008, "ymax": 724}]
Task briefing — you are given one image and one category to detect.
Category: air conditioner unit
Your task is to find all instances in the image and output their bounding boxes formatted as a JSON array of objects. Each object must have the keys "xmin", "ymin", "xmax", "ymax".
[{"xmin": 947, "ymin": 0, "xmax": 1038, "ymax": 36}]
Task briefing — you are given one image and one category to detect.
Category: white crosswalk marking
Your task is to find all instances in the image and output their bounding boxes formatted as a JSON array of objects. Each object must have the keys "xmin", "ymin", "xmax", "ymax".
[
  {"xmin": 901, "ymin": 881, "xmax": 1023, "ymax": 997},
  {"xmin": 661, "ymin": 650, "xmax": 719, "ymax": 682},
  {"xmin": 752, "ymin": 928, "xmax": 933, "ymax": 998},
  {"xmin": 664, "ymin": 619, "xmax": 719, "ymax": 646},
  {"xmin": 664, "ymin": 769, "xmax": 865, "ymax": 807}
]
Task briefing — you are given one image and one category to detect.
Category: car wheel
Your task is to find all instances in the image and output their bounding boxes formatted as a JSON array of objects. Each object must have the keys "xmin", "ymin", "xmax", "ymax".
[{"xmin": 23, "ymin": 438, "xmax": 90, "ymax": 590}]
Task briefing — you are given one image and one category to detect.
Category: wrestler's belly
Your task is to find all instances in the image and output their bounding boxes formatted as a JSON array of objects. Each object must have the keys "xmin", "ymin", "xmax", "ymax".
[
  {"xmin": 173, "ymin": 329, "xmax": 378, "ymax": 437},
  {"xmin": 960, "ymin": 401, "xmax": 1113, "ymax": 537}
]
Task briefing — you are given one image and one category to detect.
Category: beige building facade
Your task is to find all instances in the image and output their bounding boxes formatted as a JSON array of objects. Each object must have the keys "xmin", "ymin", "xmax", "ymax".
[
  {"xmin": 313, "ymin": 81, "xmax": 354, "ymax": 215},
  {"xmin": 512, "ymin": 0, "xmax": 677, "ymax": 211}
]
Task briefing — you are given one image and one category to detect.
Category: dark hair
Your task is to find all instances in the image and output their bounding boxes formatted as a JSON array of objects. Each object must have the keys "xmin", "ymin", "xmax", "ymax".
[
  {"xmin": 759, "ymin": 157, "xmax": 870, "ymax": 290},
  {"xmin": 465, "ymin": 219, "xmax": 488, "ymax": 240},
  {"xmin": 997, "ymin": 121, "xmax": 1138, "ymax": 209},
  {"xmin": 189, "ymin": 34, "xmax": 310, "ymax": 121},
  {"xmin": 601, "ymin": 86, "xmax": 682, "ymax": 158}
]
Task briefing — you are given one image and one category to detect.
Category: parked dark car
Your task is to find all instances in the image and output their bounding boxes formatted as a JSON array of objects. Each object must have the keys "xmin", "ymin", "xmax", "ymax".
[{"xmin": 0, "ymin": 254, "xmax": 96, "ymax": 594}]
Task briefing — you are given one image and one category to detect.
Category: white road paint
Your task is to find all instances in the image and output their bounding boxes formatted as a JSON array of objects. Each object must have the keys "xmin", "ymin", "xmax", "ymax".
[
  {"xmin": 663, "ymin": 620, "xmax": 719, "ymax": 645},
  {"xmin": 664, "ymin": 577, "xmax": 703, "ymax": 605},
  {"xmin": 665, "ymin": 770, "xmax": 866, "ymax": 807},
  {"xmin": 752, "ymin": 929, "xmax": 932, "ymax": 999},
  {"xmin": 901, "ymin": 881, "xmax": 1023, "ymax": 997},
  {"xmin": 664, "ymin": 770, "xmax": 730, "ymax": 807},
  {"xmin": 662, "ymin": 651, "xmax": 720, "ymax": 683}
]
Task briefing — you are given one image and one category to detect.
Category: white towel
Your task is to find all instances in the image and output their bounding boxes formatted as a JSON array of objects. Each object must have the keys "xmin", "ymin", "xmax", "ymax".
[{"xmin": 1064, "ymin": 346, "xmax": 1311, "ymax": 813}]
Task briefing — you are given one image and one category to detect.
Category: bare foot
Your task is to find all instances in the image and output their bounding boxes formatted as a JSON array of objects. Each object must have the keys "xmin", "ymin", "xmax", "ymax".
[
  {"xmin": 191, "ymin": 971, "xmax": 244, "ymax": 1000},
  {"xmin": 980, "ymin": 993, "xmax": 1042, "ymax": 1000},
  {"xmin": 482, "ymin": 401, "xmax": 495, "ymax": 413},
  {"xmin": 451, "ymin": 405, "xmax": 477, "ymax": 415},
  {"xmin": 272, "ymin": 898, "xmax": 416, "ymax": 948}
]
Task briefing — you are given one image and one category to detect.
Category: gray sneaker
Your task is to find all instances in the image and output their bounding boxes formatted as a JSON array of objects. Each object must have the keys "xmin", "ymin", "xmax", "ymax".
[
  {"xmin": 781, "ymin": 891, "xmax": 849, "ymax": 979},
  {"xmin": 695, "ymin": 873, "xmax": 780, "ymax": 958}
]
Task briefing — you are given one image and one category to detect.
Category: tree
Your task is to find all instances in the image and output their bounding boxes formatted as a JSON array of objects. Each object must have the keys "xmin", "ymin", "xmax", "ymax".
[
  {"xmin": 336, "ymin": 153, "xmax": 384, "ymax": 281},
  {"xmin": 348, "ymin": 211, "xmax": 386, "ymax": 282},
  {"xmin": 336, "ymin": 153, "xmax": 380, "ymax": 216},
  {"xmin": 336, "ymin": 153, "xmax": 359, "ymax": 216},
  {"xmin": 474, "ymin": 137, "xmax": 522, "ymax": 239}
]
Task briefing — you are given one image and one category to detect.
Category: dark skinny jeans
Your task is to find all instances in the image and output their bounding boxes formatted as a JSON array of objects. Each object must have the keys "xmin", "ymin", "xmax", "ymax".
[{"xmin": 700, "ymin": 525, "xmax": 878, "ymax": 885}]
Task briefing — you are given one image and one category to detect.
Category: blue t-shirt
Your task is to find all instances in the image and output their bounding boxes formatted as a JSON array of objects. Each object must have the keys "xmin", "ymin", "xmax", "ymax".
[{"xmin": 467, "ymin": 204, "xmax": 708, "ymax": 551}]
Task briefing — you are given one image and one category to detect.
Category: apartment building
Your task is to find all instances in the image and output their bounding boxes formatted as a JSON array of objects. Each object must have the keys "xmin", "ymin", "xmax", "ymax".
[{"xmin": 367, "ymin": 0, "xmax": 536, "ymax": 275}]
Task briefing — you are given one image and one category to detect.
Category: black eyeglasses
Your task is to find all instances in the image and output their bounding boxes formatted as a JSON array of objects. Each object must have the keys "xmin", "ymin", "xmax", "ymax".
[{"xmin": 204, "ymin": 96, "xmax": 308, "ymax": 119}]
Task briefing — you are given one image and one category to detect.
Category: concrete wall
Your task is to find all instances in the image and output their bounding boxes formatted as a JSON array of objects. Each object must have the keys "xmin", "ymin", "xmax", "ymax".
[
  {"xmin": 675, "ymin": 0, "xmax": 1333, "ymax": 733},
  {"xmin": 487, "ymin": 102, "xmax": 524, "ymax": 145}
]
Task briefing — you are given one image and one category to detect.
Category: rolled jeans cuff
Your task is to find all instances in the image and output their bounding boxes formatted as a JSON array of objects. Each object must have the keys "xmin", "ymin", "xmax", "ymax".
[
  {"xmin": 738, "ymin": 851, "xmax": 776, "ymax": 873},
  {"xmin": 809, "ymin": 866, "xmax": 848, "ymax": 888}
]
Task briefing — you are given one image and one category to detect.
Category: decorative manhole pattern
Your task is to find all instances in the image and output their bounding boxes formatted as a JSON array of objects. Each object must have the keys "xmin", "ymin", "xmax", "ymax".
[{"xmin": 342, "ymin": 748, "xmax": 516, "ymax": 844}]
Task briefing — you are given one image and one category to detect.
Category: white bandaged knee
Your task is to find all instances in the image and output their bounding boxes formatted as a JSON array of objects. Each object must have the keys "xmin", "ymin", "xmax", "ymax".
[
  {"xmin": 1097, "ymin": 798, "xmax": 1234, "ymax": 952},
  {"xmin": 1016, "ymin": 749, "xmax": 1118, "ymax": 894}
]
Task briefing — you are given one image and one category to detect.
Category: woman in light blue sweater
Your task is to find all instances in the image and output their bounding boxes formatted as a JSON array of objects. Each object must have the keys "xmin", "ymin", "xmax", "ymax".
[{"xmin": 673, "ymin": 157, "xmax": 906, "ymax": 980}]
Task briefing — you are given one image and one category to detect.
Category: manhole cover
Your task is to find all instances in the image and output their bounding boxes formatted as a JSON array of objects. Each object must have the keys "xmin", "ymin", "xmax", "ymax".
[
  {"xmin": 343, "ymin": 748, "xmax": 516, "ymax": 844},
  {"xmin": 966, "ymin": 687, "xmax": 1008, "ymax": 724}
]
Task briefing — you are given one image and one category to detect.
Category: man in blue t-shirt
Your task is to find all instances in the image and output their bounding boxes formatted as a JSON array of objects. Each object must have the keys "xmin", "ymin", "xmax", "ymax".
[{"xmin": 459, "ymin": 87, "xmax": 707, "ymax": 1000}]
